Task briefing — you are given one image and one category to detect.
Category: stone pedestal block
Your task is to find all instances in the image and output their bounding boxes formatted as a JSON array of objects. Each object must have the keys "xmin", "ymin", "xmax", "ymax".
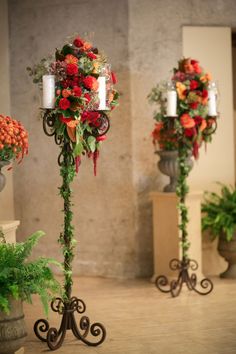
[
  {"xmin": 150, "ymin": 191, "xmax": 203, "ymax": 281},
  {"xmin": 0, "ymin": 220, "xmax": 20, "ymax": 243}
]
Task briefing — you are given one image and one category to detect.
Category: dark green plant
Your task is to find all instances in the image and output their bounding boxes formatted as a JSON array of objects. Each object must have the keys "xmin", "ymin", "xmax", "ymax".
[
  {"xmin": 58, "ymin": 141, "xmax": 76, "ymax": 300},
  {"xmin": 202, "ymin": 184, "xmax": 236, "ymax": 242},
  {"xmin": 0, "ymin": 231, "xmax": 61, "ymax": 314},
  {"xmin": 176, "ymin": 143, "xmax": 192, "ymax": 259}
]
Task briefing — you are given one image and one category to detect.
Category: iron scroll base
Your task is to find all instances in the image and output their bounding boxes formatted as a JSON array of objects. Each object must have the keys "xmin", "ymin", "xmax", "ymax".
[
  {"xmin": 34, "ymin": 296, "xmax": 106, "ymax": 351},
  {"xmin": 155, "ymin": 258, "xmax": 213, "ymax": 298}
]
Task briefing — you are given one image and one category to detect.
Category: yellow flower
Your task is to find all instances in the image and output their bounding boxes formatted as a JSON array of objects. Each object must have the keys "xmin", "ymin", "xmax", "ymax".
[
  {"xmin": 92, "ymin": 62, "xmax": 100, "ymax": 74},
  {"xmin": 200, "ymin": 72, "xmax": 212, "ymax": 83},
  {"xmin": 65, "ymin": 54, "xmax": 79, "ymax": 65},
  {"xmin": 176, "ymin": 82, "xmax": 187, "ymax": 100}
]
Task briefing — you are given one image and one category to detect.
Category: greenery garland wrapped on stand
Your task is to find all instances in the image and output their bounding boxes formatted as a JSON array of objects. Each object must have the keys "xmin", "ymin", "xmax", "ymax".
[
  {"xmin": 28, "ymin": 34, "xmax": 119, "ymax": 350},
  {"xmin": 148, "ymin": 58, "xmax": 218, "ymax": 297}
]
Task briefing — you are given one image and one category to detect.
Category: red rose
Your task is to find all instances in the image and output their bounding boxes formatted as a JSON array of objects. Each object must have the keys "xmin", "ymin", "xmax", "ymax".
[
  {"xmin": 81, "ymin": 111, "xmax": 100, "ymax": 123},
  {"xmin": 190, "ymin": 59, "xmax": 198, "ymax": 65},
  {"xmin": 190, "ymin": 80, "xmax": 199, "ymax": 90},
  {"xmin": 59, "ymin": 115, "xmax": 73, "ymax": 124},
  {"xmin": 72, "ymin": 86, "xmax": 82, "ymax": 97},
  {"xmin": 184, "ymin": 128, "xmax": 196, "ymax": 137},
  {"xmin": 190, "ymin": 102, "xmax": 198, "ymax": 109},
  {"xmin": 84, "ymin": 93, "xmax": 91, "ymax": 103},
  {"xmin": 202, "ymin": 89, "xmax": 208, "ymax": 98},
  {"xmin": 193, "ymin": 63, "xmax": 202, "ymax": 74},
  {"xmin": 87, "ymin": 52, "xmax": 97, "ymax": 59},
  {"xmin": 73, "ymin": 36, "xmax": 84, "ymax": 48},
  {"xmin": 72, "ymin": 77, "xmax": 79, "ymax": 86},
  {"xmin": 83, "ymin": 76, "xmax": 99, "ymax": 91},
  {"xmin": 111, "ymin": 72, "xmax": 117, "ymax": 84},
  {"xmin": 59, "ymin": 98, "xmax": 71, "ymax": 110},
  {"xmin": 66, "ymin": 63, "xmax": 78, "ymax": 76},
  {"xmin": 194, "ymin": 115, "xmax": 203, "ymax": 125},
  {"xmin": 96, "ymin": 135, "xmax": 107, "ymax": 141}
]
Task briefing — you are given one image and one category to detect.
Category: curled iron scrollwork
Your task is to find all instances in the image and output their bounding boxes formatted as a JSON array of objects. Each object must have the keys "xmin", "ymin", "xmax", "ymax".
[
  {"xmin": 42, "ymin": 110, "xmax": 57, "ymax": 137},
  {"xmin": 203, "ymin": 117, "xmax": 217, "ymax": 137},
  {"xmin": 33, "ymin": 296, "xmax": 106, "ymax": 350},
  {"xmin": 169, "ymin": 258, "xmax": 182, "ymax": 271},
  {"xmin": 189, "ymin": 259, "xmax": 198, "ymax": 271},
  {"xmin": 34, "ymin": 319, "xmax": 50, "ymax": 342},
  {"xmin": 95, "ymin": 112, "xmax": 110, "ymax": 137},
  {"xmin": 155, "ymin": 258, "xmax": 214, "ymax": 297},
  {"xmin": 51, "ymin": 297, "xmax": 64, "ymax": 314}
]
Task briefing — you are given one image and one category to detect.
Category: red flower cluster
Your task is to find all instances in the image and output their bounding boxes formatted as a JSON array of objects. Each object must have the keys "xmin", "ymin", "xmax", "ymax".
[
  {"xmin": 81, "ymin": 111, "xmax": 101, "ymax": 127},
  {"xmin": 150, "ymin": 57, "xmax": 217, "ymax": 158},
  {"xmin": 83, "ymin": 76, "xmax": 99, "ymax": 91},
  {"xmin": 38, "ymin": 35, "xmax": 120, "ymax": 175}
]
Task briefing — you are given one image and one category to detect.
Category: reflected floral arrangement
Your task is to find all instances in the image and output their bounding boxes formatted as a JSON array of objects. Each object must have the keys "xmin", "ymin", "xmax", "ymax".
[{"xmin": 148, "ymin": 58, "xmax": 218, "ymax": 158}]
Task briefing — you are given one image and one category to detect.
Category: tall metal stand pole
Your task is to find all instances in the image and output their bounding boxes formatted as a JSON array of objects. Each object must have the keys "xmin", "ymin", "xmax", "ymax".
[
  {"xmin": 34, "ymin": 111, "xmax": 106, "ymax": 350},
  {"xmin": 155, "ymin": 130, "xmax": 214, "ymax": 297}
]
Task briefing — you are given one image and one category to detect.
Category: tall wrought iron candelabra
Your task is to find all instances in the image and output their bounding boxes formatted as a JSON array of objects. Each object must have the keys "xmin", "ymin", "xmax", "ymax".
[
  {"xmin": 155, "ymin": 116, "xmax": 217, "ymax": 298},
  {"xmin": 34, "ymin": 110, "xmax": 109, "ymax": 350}
]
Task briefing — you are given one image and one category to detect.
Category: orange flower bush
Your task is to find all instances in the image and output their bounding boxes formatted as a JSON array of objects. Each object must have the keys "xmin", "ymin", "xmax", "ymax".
[{"xmin": 0, "ymin": 115, "xmax": 28, "ymax": 163}]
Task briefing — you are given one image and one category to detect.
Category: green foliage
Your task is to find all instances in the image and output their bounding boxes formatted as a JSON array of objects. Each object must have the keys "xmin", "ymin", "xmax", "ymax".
[
  {"xmin": 147, "ymin": 81, "xmax": 167, "ymax": 117},
  {"xmin": 202, "ymin": 184, "xmax": 236, "ymax": 242},
  {"xmin": 176, "ymin": 144, "xmax": 192, "ymax": 259},
  {"xmin": 59, "ymin": 143, "xmax": 77, "ymax": 299},
  {"xmin": 26, "ymin": 58, "xmax": 52, "ymax": 84},
  {"xmin": 0, "ymin": 231, "xmax": 61, "ymax": 314},
  {"xmin": 0, "ymin": 230, "xmax": 5, "ymax": 243}
]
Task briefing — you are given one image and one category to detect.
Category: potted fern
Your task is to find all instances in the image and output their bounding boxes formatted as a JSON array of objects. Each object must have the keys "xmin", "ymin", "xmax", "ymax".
[
  {"xmin": 0, "ymin": 230, "xmax": 61, "ymax": 354},
  {"xmin": 202, "ymin": 184, "xmax": 236, "ymax": 278}
]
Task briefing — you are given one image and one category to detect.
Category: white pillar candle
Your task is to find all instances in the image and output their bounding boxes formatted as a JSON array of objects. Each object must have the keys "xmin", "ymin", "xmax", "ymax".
[
  {"xmin": 167, "ymin": 90, "xmax": 177, "ymax": 116},
  {"xmin": 97, "ymin": 76, "xmax": 107, "ymax": 110},
  {"xmin": 208, "ymin": 90, "xmax": 217, "ymax": 116},
  {"xmin": 42, "ymin": 75, "xmax": 55, "ymax": 109}
]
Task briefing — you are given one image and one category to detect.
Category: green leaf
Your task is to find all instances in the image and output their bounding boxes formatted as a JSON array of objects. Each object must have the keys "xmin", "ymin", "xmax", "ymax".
[
  {"xmin": 73, "ymin": 141, "xmax": 84, "ymax": 157},
  {"xmin": 87, "ymin": 136, "xmax": 96, "ymax": 153}
]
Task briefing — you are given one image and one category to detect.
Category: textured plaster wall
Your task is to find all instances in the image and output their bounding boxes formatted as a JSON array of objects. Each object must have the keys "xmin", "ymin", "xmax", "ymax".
[
  {"xmin": 0, "ymin": 0, "xmax": 14, "ymax": 220},
  {"xmin": 129, "ymin": 0, "xmax": 236, "ymax": 277},
  {"xmin": 9, "ymin": 0, "xmax": 236, "ymax": 278},
  {"xmin": 9, "ymin": 0, "xmax": 136, "ymax": 278}
]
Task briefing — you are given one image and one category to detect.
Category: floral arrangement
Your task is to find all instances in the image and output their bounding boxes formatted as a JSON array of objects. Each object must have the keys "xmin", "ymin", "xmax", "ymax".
[
  {"xmin": 148, "ymin": 58, "xmax": 218, "ymax": 263},
  {"xmin": 28, "ymin": 35, "xmax": 119, "ymax": 175},
  {"xmin": 148, "ymin": 58, "xmax": 217, "ymax": 159},
  {"xmin": 0, "ymin": 114, "xmax": 28, "ymax": 164},
  {"xmin": 27, "ymin": 35, "xmax": 119, "ymax": 304}
]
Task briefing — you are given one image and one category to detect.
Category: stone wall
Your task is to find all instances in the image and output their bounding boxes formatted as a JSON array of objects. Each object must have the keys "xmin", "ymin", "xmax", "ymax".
[
  {"xmin": 0, "ymin": 0, "xmax": 14, "ymax": 220},
  {"xmin": 8, "ymin": 0, "xmax": 236, "ymax": 278}
]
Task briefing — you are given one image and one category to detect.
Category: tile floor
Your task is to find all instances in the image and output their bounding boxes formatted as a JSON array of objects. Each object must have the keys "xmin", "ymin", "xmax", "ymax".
[{"xmin": 21, "ymin": 276, "xmax": 236, "ymax": 354}]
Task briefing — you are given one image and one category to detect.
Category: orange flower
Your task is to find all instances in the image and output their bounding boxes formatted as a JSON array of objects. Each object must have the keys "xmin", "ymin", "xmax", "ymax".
[
  {"xmin": 108, "ymin": 92, "xmax": 114, "ymax": 103},
  {"xmin": 62, "ymin": 89, "xmax": 71, "ymax": 98},
  {"xmin": 65, "ymin": 54, "xmax": 79, "ymax": 65},
  {"xmin": 200, "ymin": 119, "xmax": 207, "ymax": 131},
  {"xmin": 201, "ymin": 97, "xmax": 208, "ymax": 105},
  {"xmin": 66, "ymin": 120, "xmax": 79, "ymax": 142},
  {"xmin": 200, "ymin": 72, "xmax": 212, "ymax": 83},
  {"xmin": 176, "ymin": 82, "xmax": 187, "ymax": 100},
  {"xmin": 180, "ymin": 113, "xmax": 195, "ymax": 128},
  {"xmin": 83, "ymin": 41, "xmax": 92, "ymax": 51}
]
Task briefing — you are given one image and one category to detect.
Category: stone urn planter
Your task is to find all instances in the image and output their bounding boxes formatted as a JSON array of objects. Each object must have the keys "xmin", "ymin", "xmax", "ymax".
[
  {"xmin": 218, "ymin": 232, "xmax": 236, "ymax": 278},
  {"xmin": 0, "ymin": 160, "xmax": 10, "ymax": 193},
  {"xmin": 156, "ymin": 150, "xmax": 193, "ymax": 192},
  {"xmin": 0, "ymin": 298, "xmax": 27, "ymax": 354}
]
